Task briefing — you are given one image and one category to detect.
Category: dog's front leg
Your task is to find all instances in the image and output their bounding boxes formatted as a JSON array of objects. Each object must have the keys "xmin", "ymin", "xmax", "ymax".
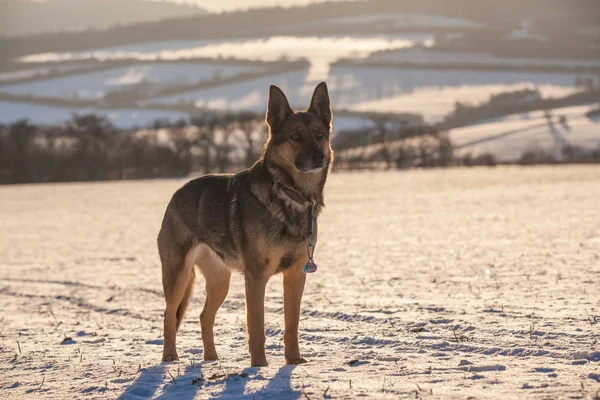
[
  {"xmin": 283, "ymin": 265, "xmax": 307, "ymax": 364},
  {"xmin": 244, "ymin": 273, "xmax": 269, "ymax": 367}
]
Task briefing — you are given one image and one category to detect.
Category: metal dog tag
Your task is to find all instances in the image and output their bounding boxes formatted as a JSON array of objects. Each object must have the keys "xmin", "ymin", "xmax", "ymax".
[
  {"xmin": 303, "ymin": 260, "xmax": 318, "ymax": 273},
  {"xmin": 304, "ymin": 204, "xmax": 318, "ymax": 274}
]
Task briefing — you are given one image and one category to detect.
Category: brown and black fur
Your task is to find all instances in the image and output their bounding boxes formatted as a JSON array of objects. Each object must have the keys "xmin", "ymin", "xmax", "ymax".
[{"xmin": 158, "ymin": 82, "xmax": 334, "ymax": 366}]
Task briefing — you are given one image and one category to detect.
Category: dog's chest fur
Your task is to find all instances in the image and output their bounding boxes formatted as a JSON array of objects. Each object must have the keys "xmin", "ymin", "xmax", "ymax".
[{"xmin": 239, "ymin": 180, "xmax": 320, "ymax": 276}]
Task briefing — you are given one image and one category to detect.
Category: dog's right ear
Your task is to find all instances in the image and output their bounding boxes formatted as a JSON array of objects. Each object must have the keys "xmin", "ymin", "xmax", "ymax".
[{"xmin": 266, "ymin": 85, "xmax": 293, "ymax": 132}]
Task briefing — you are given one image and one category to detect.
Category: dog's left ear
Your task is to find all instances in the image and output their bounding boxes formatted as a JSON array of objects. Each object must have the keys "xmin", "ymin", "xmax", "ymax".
[
  {"xmin": 266, "ymin": 85, "xmax": 293, "ymax": 132},
  {"xmin": 308, "ymin": 82, "xmax": 332, "ymax": 129}
]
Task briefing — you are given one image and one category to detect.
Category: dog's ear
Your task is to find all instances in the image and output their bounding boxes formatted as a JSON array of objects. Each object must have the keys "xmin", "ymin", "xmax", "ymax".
[
  {"xmin": 266, "ymin": 85, "xmax": 293, "ymax": 132},
  {"xmin": 308, "ymin": 82, "xmax": 332, "ymax": 129}
]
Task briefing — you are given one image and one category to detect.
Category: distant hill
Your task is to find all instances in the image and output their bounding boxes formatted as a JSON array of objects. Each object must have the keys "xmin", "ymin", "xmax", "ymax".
[
  {"xmin": 1, "ymin": 0, "xmax": 597, "ymax": 62},
  {"xmin": 0, "ymin": 0, "xmax": 206, "ymax": 37}
]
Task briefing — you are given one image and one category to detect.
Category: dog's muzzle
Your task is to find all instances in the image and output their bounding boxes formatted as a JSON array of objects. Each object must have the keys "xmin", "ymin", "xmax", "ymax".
[
  {"xmin": 296, "ymin": 143, "xmax": 326, "ymax": 172},
  {"xmin": 297, "ymin": 154, "xmax": 326, "ymax": 172}
]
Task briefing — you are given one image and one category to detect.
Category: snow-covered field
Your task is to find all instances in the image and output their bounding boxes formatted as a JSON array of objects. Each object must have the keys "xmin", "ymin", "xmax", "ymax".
[
  {"xmin": 0, "ymin": 99, "xmax": 374, "ymax": 131},
  {"xmin": 187, "ymin": 0, "xmax": 347, "ymax": 12},
  {"xmin": 308, "ymin": 13, "xmax": 485, "ymax": 29},
  {"xmin": 0, "ymin": 64, "xmax": 88, "ymax": 83},
  {"xmin": 1, "ymin": 34, "xmax": 586, "ymax": 127},
  {"xmin": 329, "ymin": 66, "xmax": 578, "ymax": 122},
  {"xmin": 0, "ymin": 63, "xmax": 263, "ymax": 100},
  {"xmin": 147, "ymin": 66, "xmax": 577, "ymax": 122},
  {"xmin": 147, "ymin": 69, "xmax": 310, "ymax": 111},
  {"xmin": 366, "ymin": 48, "xmax": 600, "ymax": 69},
  {"xmin": 1, "ymin": 166, "xmax": 599, "ymax": 399},
  {"xmin": 19, "ymin": 35, "xmax": 430, "ymax": 81},
  {"xmin": 0, "ymin": 67, "xmax": 578, "ymax": 128},
  {"xmin": 450, "ymin": 105, "xmax": 600, "ymax": 161}
]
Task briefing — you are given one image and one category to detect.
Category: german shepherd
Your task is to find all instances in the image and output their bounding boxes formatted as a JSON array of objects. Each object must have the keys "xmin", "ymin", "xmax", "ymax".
[{"xmin": 158, "ymin": 82, "xmax": 333, "ymax": 366}]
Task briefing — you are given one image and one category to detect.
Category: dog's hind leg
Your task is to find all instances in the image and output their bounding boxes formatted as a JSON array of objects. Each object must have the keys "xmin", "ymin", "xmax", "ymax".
[
  {"xmin": 197, "ymin": 245, "xmax": 231, "ymax": 361},
  {"xmin": 161, "ymin": 245, "xmax": 196, "ymax": 362}
]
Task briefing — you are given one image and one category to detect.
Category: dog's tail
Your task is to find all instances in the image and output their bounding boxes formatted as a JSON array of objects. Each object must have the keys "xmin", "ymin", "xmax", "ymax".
[{"xmin": 175, "ymin": 267, "xmax": 195, "ymax": 331}]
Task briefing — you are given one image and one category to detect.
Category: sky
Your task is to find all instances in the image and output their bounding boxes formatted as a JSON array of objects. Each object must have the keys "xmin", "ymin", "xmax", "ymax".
[{"xmin": 156, "ymin": 0, "xmax": 354, "ymax": 13}]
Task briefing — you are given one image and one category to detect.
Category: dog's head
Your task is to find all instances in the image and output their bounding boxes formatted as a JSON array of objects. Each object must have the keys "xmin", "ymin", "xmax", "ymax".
[{"xmin": 264, "ymin": 82, "xmax": 333, "ymax": 173}]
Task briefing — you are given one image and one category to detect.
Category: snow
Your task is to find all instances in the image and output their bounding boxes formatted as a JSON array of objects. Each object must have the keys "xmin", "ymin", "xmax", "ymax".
[
  {"xmin": 8, "ymin": 36, "xmax": 586, "ymax": 123},
  {"xmin": 0, "ymin": 38, "xmax": 592, "ymax": 135},
  {"xmin": 0, "ymin": 101, "xmax": 189, "ymax": 128},
  {"xmin": 507, "ymin": 20, "xmax": 547, "ymax": 42},
  {"xmin": 0, "ymin": 99, "xmax": 368, "ymax": 134},
  {"xmin": 296, "ymin": 13, "xmax": 485, "ymax": 29},
  {"xmin": 20, "ymin": 36, "xmax": 430, "ymax": 65},
  {"xmin": 0, "ymin": 64, "xmax": 587, "ymax": 135},
  {"xmin": 1, "ymin": 166, "xmax": 600, "ymax": 399},
  {"xmin": 169, "ymin": 0, "xmax": 351, "ymax": 13},
  {"xmin": 366, "ymin": 48, "xmax": 600, "ymax": 68},
  {"xmin": 328, "ymin": 66, "xmax": 578, "ymax": 122},
  {"xmin": 0, "ymin": 63, "xmax": 263, "ymax": 100},
  {"xmin": 147, "ymin": 69, "xmax": 311, "ymax": 111},
  {"xmin": 0, "ymin": 64, "xmax": 87, "ymax": 83},
  {"xmin": 146, "ymin": 66, "xmax": 578, "ymax": 123},
  {"xmin": 332, "ymin": 115, "xmax": 377, "ymax": 132},
  {"xmin": 450, "ymin": 105, "xmax": 600, "ymax": 161},
  {"xmin": 19, "ymin": 35, "xmax": 431, "ymax": 82}
]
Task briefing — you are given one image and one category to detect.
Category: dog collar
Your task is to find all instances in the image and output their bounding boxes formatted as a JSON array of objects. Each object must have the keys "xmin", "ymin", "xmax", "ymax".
[
  {"xmin": 279, "ymin": 184, "xmax": 311, "ymax": 206},
  {"xmin": 277, "ymin": 184, "xmax": 318, "ymax": 273}
]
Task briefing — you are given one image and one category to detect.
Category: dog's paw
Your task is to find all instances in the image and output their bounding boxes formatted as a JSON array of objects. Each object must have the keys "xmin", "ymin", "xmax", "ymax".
[
  {"xmin": 250, "ymin": 358, "xmax": 269, "ymax": 367},
  {"xmin": 203, "ymin": 352, "xmax": 218, "ymax": 361},
  {"xmin": 162, "ymin": 354, "xmax": 179, "ymax": 362},
  {"xmin": 286, "ymin": 357, "xmax": 308, "ymax": 365}
]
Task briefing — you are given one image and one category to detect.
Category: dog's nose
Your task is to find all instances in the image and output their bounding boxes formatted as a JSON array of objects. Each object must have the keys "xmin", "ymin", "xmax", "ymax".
[{"xmin": 310, "ymin": 141, "xmax": 325, "ymax": 162}]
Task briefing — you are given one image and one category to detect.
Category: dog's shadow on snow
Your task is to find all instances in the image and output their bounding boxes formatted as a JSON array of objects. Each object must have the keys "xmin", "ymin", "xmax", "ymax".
[
  {"xmin": 118, "ymin": 362, "xmax": 300, "ymax": 399},
  {"xmin": 212, "ymin": 365, "xmax": 301, "ymax": 400},
  {"xmin": 117, "ymin": 363, "xmax": 202, "ymax": 400}
]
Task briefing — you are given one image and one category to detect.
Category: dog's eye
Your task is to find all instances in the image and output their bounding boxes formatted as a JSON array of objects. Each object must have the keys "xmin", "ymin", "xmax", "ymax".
[
  {"xmin": 291, "ymin": 133, "xmax": 301, "ymax": 141},
  {"xmin": 316, "ymin": 132, "xmax": 325, "ymax": 140}
]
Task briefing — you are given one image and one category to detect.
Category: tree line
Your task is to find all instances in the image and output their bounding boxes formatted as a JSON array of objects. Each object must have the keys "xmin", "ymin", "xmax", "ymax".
[
  {"xmin": 0, "ymin": 111, "xmax": 456, "ymax": 184},
  {"xmin": 0, "ymin": 112, "xmax": 267, "ymax": 184},
  {"xmin": 2, "ymin": 110, "xmax": 598, "ymax": 185}
]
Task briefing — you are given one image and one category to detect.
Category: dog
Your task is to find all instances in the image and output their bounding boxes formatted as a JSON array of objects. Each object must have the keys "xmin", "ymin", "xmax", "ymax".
[{"xmin": 157, "ymin": 82, "xmax": 334, "ymax": 366}]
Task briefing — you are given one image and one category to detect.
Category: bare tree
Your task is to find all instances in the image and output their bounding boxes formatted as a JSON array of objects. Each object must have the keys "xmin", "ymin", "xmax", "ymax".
[
  {"xmin": 9, "ymin": 119, "xmax": 36, "ymax": 183},
  {"xmin": 214, "ymin": 114, "xmax": 239, "ymax": 173},
  {"xmin": 191, "ymin": 115, "xmax": 221, "ymax": 174},
  {"xmin": 0, "ymin": 125, "xmax": 8, "ymax": 182},
  {"xmin": 236, "ymin": 111, "xmax": 265, "ymax": 167},
  {"xmin": 66, "ymin": 114, "xmax": 114, "ymax": 180},
  {"xmin": 370, "ymin": 115, "xmax": 392, "ymax": 170}
]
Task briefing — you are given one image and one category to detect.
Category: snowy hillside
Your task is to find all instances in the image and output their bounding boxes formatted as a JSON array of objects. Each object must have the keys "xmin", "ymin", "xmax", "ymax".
[
  {"xmin": 365, "ymin": 48, "xmax": 600, "ymax": 69},
  {"xmin": 450, "ymin": 105, "xmax": 600, "ymax": 161},
  {"xmin": 0, "ymin": 63, "xmax": 264, "ymax": 100},
  {"xmin": 328, "ymin": 67, "xmax": 578, "ymax": 122}
]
